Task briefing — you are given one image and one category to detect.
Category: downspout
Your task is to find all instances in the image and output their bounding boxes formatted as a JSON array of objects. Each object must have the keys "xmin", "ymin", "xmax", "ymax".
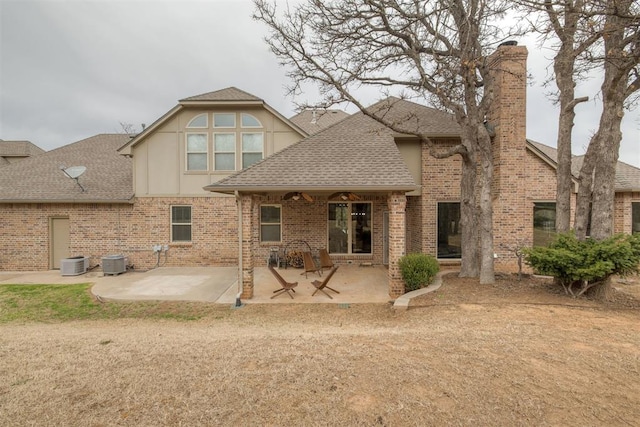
[{"xmin": 235, "ymin": 191, "xmax": 244, "ymax": 308}]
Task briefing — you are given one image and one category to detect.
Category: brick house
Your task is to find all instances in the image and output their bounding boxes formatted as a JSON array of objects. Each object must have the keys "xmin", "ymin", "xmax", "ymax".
[{"xmin": 1, "ymin": 44, "xmax": 639, "ymax": 298}]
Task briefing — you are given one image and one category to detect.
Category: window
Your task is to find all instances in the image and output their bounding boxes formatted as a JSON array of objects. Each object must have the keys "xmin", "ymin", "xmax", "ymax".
[
  {"xmin": 171, "ymin": 206, "xmax": 192, "ymax": 242},
  {"xmin": 437, "ymin": 202, "xmax": 461, "ymax": 258},
  {"xmin": 187, "ymin": 113, "xmax": 207, "ymax": 128},
  {"xmin": 633, "ymin": 202, "xmax": 640, "ymax": 234},
  {"xmin": 214, "ymin": 133, "xmax": 236, "ymax": 170},
  {"xmin": 328, "ymin": 202, "xmax": 372, "ymax": 254},
  {"xmin": 214, "ymin": 113, "xmax": 235, "ymax": 128},
  {"xmin": 260, "ymin": 205, "xmax": 281, "ymax": 242},
  {"xmin": 242, "ymin": 133, "xmax": 263, "ymax": 168},
  {"xmin": 533, "ymin": 202, "xmax": 556, "ymax": 246},
  {"xmin": 186, "ymin": 133, "xmax": 208, "ymax": 171},
  {"xmin": 241, "ymin": 113, "xmax": 262, "ymax": 128}
]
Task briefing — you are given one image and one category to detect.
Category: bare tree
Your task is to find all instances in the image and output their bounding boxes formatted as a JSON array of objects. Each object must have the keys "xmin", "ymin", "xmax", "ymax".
[
  {"xmin": 254, "ymin": 0, "xmax": 517, "ymax": 284},
  {"xmin": 519, "ymin": 1, "xmax": 600, "ymax": 233},
  {"xmin": 574, "ymin": 0, "xmax": 640, "ymax": 244}
]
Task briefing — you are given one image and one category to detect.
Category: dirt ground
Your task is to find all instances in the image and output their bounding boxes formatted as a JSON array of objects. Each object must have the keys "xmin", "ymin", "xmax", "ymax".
[{"xmin": 1, "ymin": 273, "xmax": 640, "ymax": 426}]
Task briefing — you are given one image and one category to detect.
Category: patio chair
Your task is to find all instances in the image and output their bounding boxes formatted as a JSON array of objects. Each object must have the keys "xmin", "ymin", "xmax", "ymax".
[
  {"xmin": 269, "ymin": 265, "xmax": 298, "ymax": 299},
  {"xmin": 301, "ymin": 251, "xmax": 322, "ymax": 278},
  {"xmin": 311, "ymin": 266, "xmax": 340, "ymax": 299},
  {"xmin": 319, "ymin": 248, "xmax": 334, "ymax": 271}
]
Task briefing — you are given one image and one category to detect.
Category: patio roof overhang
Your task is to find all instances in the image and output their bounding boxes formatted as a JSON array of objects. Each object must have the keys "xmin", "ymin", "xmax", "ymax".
[{"xmin": 203, "ymin": 184, "xmax": 419, "ymax": 195}]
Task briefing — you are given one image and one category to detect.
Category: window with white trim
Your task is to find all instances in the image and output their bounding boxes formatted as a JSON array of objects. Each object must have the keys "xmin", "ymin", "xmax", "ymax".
[
  {"xmin": 186, "ymin": 133, "xmax": 208, "ymax": 171},
  {"xmin": 187, "ymin": 113, "xmax": 208, "ymax": 128},
  {"xmin": 171, "ymin": 206, "xmax": 192, "ymax": 242},
  {"xmin": 260, "ymin": 205, "xmax": 281, "ymax": 242},
  {"xmin": 214, "ymin": 113, "xmax": 235, "ymax": 128},
  {"xmin": 241, "ymin": 113, "xmax": 262, "ymax": 128},
  {"xmin": 242, "ymin": 133, "xmax": 263, "ymax": 168},
  {"xmin": 214, "ymin": 133, "xmax": 236, "ymax": 171}
]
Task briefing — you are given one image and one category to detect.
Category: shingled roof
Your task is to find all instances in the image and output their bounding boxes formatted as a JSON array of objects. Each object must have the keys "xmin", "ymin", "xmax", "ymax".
[
  {"xmin": 527, "ymin": 139, "xmax": 640, "ymax": 191},
  {"xmin": 0, "ymin": 134, "xmax": 133, "ymax": 203},
  {"xmin": 204, "ymin": 98, "xmax": 460, "ymax": 194},
  {"xmin": 0, "ymin": 140, "xmax": 45, "ymax": 159},
  {"xmin": 179, "ymin": 87, "xmax": 263, "ymax": 103},
  {"xmin": 289, "ymin": 109, "xmax": 351, "ymax": 135}
]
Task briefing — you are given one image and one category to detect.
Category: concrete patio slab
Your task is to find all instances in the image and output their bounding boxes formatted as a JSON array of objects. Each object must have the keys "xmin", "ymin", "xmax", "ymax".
[
  {"xmin": 0, "ymin": 264, "xmax": 392, "ymax": 305},
  {"xmin": 218, "ymin": 264, "xmax": 392, "ymax": 305}
]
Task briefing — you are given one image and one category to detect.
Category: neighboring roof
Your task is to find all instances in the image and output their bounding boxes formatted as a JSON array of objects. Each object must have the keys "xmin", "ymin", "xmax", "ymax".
[
  {"xmin": 527, "ymin": 139, "xmax": 640, "ymax": 192},
  {"xmin": 205, "ymin": 98, "xmax": 460, "ymax": 194},
  {"xmin": 0, "ymin": 134, "xmax": 133, "ymax": 203},
  {"xmin": 289, "ymin": 109, "xmax": 351, "ymax": 135},
  {"xmin": 0, "ymin": 139, "xmax": 45, "ymax": 157},
  {"xmin": 119, "ymin": 87, "xmax": 308, "ymax": 154}
]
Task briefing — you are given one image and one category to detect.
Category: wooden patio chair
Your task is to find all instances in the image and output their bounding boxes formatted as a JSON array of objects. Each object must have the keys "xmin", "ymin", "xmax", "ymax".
[
  {"xmin": 301, "ymin": 251, "xmax": 322, "ymax": 278},
  {"xmin": 269, "ymin": 265, "xmax": 298, "ymax": 299},
  {"xmin": 319, "ymin": 248, "xmax": 334, "ymax": 272},
  {"xmin": 311, "ymin": 266, "xmax": 340, "ymax": 299}
]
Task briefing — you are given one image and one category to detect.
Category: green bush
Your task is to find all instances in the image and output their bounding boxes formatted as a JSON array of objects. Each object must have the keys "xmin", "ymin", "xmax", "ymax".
[
  {"xmin": 524, "ymin": 232, "xmax": 640, "ymax": 297},
  {"xmin": 399, "ymin": 253, "xmax": 440, "ymax": 292}
]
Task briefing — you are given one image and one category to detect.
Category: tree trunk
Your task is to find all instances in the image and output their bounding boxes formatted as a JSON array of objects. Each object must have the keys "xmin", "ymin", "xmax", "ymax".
[
  {"xmin": 459, "ymin": 151, "xmax": 480, "ymax": 277},
  {"xmin": 554, "ymin": 48, "xmax": 579, "ymax": 234},
  {"xmin": 478, "ymin": 130, "xmax": 495, "ymax": 285}
]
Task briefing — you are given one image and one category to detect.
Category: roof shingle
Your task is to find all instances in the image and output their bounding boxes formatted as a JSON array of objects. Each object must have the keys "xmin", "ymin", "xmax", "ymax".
[
  {"xmin": 0, "ymin": 134, "xmax": 133, "ymax": 202},
  {"xmin": 205, "ymin": 98, "xmax": 460, "ymax": 193}
]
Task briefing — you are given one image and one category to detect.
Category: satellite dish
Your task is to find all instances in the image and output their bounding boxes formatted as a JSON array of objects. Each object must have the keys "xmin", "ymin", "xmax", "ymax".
[
  {"xmin": 63, "ymin": 166, "xmax": 86, "ymax": 179},
  {"xmin": 60, "ymin": 165, "xmax": 87, "ymax": 192}
]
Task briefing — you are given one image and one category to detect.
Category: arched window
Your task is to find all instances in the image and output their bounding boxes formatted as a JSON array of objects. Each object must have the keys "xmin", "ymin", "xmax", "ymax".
[
  {"xmin": 187, "ymin": 113, "xmax": 208, "ymax": 128},
  {"xmin": 241, "ymin": 113, "xmax": 262, "ymax": 128}
]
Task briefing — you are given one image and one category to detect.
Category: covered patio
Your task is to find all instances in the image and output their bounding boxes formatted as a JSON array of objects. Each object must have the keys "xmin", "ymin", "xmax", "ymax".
[
  {"xmin": 203, "ymin": 101, "xmax": 428, "ymax": 300},
  {"xmin": 219, "ymin": 263, "xmax": 391, "ymax": 304}
]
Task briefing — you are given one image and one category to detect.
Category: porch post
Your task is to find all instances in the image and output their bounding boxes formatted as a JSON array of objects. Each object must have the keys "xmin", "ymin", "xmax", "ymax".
[
  {"xmin": 387, "ymin": 192, "xmax": 407, "ymax": 298},
  {"xmin": 240, "ymin": 194, "xmax": 254, "ymax": 299}
]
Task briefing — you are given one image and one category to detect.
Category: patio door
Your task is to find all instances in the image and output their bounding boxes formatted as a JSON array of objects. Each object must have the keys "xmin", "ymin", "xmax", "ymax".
[{"xmin": 328, "ymin": 202, "xmax": 372, "ymax": 254}]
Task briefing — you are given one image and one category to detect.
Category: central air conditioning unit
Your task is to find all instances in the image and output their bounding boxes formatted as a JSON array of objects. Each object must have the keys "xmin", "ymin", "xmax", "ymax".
[
  {"xmin": 60, "ymin": 256, "xmax": 89, "ymax": 276},
  {"xmin": 102, "ymin": 255, "xmax": 127, "ymax": 276}
]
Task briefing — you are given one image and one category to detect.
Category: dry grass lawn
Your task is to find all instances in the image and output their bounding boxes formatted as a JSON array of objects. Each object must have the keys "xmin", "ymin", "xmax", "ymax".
[{"xmin": 1, "ymin": 273, "xmax": 640, "ymax": 426}]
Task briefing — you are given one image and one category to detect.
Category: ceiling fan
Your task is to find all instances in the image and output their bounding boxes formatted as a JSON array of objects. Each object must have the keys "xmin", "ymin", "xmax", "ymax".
[
  {"xmin": 283, "ymin": 192, "xmax": 314, "ymax": 202},
  {"xmin": 328, "ymin": 192, "xmax": 362, "ymax": 201}
]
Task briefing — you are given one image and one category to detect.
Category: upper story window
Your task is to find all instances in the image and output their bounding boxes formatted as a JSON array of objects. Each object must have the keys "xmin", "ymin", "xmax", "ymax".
[
  {"xmin": 242, "ymin": 133, "xmax": 264, "ymax": 168},
  {"xmin": 187, "ymin": 114, "xmax": 208, "ymax": 128},
  {"xmin": 214, "ymin": 113, "xmax": 235, "ymax": 128},
  {"xmin": 241, "ymin": 113, "xmax": 262, "ymax": 128},
  {"xmin": 214, "ymin": 133, "xmax": 236, "ymax": 171},
  {"xmin": 186, "ymin": 133, "xmax": 208, "ymax": 171}
]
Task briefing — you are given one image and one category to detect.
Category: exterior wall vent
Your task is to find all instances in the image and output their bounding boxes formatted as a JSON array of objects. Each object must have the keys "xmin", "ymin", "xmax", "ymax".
[
  {"xmin": 102, "ymin": 255, "xmax": 127, "ymax": 275},
  {"xmin": 60, "ymin": 256, "xmax": 89, "ymax": 276}
]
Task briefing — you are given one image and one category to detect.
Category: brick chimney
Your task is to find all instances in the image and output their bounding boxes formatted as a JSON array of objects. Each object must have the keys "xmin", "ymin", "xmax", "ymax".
[{"xmin": 486, "ymin": 42, "xmax": 529, "ymax": 263}]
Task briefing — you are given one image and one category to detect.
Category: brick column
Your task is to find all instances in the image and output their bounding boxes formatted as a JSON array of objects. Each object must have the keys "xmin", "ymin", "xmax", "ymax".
[
  {"xmin": 240, "ymin": 194, "xmax": 254, "ymax": 299},
  {"xmin": 388, "ymin": 192, "xmax": 407, "ymax": 298}
]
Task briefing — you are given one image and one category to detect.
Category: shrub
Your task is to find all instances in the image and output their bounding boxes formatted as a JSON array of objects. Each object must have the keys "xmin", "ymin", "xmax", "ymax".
[
  {"xmin": 398, "ymin": 253, "xmax": 440, "ymax": 292},
  {"xmin": 524, "ymin": 232, "xmax": 640, "ymax": 297}
]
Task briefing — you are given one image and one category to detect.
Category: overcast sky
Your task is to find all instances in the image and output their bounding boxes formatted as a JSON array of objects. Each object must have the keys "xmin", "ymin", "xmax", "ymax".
[{"xmin": 1, "ymin": 0, "xmax": 638, "ymax": 167}]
